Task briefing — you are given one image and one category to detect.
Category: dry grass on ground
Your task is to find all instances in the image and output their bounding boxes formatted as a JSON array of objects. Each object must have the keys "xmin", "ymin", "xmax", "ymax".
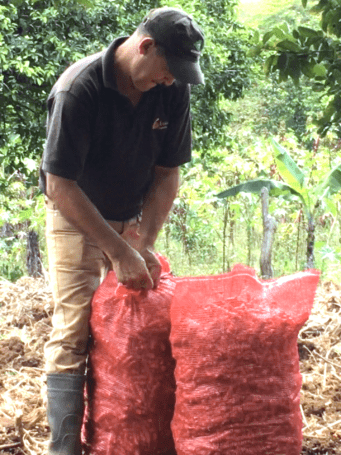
[{"xmin": 0, "ymin": 275, "xmax": 341, "ymax": 454}]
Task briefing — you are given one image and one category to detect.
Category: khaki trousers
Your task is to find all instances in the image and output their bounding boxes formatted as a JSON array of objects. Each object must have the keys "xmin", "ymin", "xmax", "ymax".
[{"xmin": 44, "ymin": 199, "xmax": 139, "ymax": 374}]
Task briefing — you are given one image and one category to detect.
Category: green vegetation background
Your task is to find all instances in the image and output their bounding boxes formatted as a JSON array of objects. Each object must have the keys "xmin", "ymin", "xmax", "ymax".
[{"xmin": 1, "ymin": 0, "xmax": 341, "ymax": 282}]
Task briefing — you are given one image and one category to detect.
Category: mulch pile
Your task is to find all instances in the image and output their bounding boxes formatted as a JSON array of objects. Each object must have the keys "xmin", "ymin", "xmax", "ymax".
[{"xmin": 0, "ymin": 276, "xmax": 340, "ymax": 455}]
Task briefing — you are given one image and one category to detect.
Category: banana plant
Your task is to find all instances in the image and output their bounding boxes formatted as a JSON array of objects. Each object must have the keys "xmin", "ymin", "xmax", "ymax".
[{"xmin": 217, "ymin": 138, "xmax": 341, "ymax": 269}]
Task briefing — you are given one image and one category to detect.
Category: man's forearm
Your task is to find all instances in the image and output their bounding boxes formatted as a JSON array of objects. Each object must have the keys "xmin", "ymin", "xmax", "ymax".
[
  {"xmin": 138, "ymin": 166, "xmax": 180, "ymax": 249},
  {"xmin": 46, "ymin": 172, "xmax": 154, "ymax": 288}
]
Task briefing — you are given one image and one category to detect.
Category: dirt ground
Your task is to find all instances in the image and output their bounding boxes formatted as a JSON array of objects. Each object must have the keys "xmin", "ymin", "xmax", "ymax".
[{"xmin": 0, "ymin": 275, "xmax": 341, "ymax": 455}]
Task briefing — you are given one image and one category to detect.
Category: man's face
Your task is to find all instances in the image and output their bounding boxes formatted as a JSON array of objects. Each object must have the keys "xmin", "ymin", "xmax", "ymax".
[{"xmin": 131, "ymin": 39, "xmax": 175, "ymax": 92}]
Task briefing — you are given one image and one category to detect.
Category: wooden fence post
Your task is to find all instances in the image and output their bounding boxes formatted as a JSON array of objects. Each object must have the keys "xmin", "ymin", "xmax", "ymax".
[
  {"xmin": 260, "ymin": 187, "xmax": 277, "ymax": 279},
  {"xmin": 26, "ymin": 230, "xmax": 43, "ymax": 277}
]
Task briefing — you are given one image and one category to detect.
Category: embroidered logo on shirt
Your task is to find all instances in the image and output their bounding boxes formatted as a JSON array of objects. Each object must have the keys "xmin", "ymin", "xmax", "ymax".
[{"xmin": 152, "ymin": 118, "xmax": 168, "ymax": 130}]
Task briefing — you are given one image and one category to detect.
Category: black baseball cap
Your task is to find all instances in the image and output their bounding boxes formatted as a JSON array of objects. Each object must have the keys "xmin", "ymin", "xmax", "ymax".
[{"xmin": 141, "ymin": 7, "xmax": 205, "ymax": 85}]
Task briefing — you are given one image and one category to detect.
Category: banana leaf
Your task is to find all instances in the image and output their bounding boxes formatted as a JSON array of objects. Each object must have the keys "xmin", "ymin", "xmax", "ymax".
[
  {"xmin": 217, "ymin": 178, "xmax": 305, "ymax": 204},
  {"xmin": 270, "ymin": 138, "xmax": 305, "ymax": 190}
]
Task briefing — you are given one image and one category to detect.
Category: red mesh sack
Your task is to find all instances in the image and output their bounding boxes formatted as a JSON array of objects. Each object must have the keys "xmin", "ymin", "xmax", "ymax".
[
  {"xmin": 170, "ymin": 264, "xmax": 320, "ymax": 455},
  {"xmin": 83, "ymin": 256, "xmax": 177, "ymax": 455}
]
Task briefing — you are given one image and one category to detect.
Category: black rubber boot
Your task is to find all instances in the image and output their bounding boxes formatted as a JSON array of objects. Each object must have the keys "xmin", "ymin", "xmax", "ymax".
[{"xmin": 47, "ymin": 373, "xmax": 85, "ymax": 455}]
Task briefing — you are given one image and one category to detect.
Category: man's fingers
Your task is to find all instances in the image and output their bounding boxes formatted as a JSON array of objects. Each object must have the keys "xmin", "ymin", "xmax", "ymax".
[
  {"xmin": 123, "ymin": 272, "xmax": 153, "ymax": 290},
  {"xmin": 140, "ymin": 249, "xmax": 162, "ymax": 288},
  {"xmin": 137, "ymin": 273, "xmax": 153, "ymax": 290},
  {"xmin": 149, "ymin": 264, "xmax": 162, "ymax": 288}
]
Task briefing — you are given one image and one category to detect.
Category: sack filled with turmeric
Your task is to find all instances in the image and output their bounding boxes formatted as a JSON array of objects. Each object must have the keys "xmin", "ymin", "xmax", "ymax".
[
  {"xmin": 170, "ymin": 264, "xmax": 320, "ymax": 455},
  {"xmin": 83, "ymin": 256, "xmax": 177, "ymax": 455}
]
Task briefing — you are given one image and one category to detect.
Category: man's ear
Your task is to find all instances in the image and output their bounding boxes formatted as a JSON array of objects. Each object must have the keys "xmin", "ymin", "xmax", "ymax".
[{"xmin": 138, "ymin": 37, "xmax": 155, "ymax": 55}]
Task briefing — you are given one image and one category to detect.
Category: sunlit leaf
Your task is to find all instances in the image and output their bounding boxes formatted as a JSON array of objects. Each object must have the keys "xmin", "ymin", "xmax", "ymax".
[
  {"xmin": 252, "ymin": 30, "xmax": 260, "ymax": 45},
  {"xmin": 319, "ymin": 246, "xmax": 340, "ymax": 262},
  {"xmin": 313, "ymin": 63, "xmax": 327, "ymax": 77},
  {"xmin": 216, "ymin": 178, "xmax": 304, "ymax": 204},
  {"xmin": 324, "ymin": 198, "xmax": 337, "ymax": 217},
  {"xmin": 270, "ymin": 138, "xmax": 305, "ymax": 190},
  {"xmin": 76, "ymin": 0, "xmax": 95, "ymax": 7},
  {"xmin": 317, "ymin": 163, "xmax": 341, "ymax": 197},
  {"xmin": 23, "ymin": 157, "xmax": 38, "ymax": 173},
  {"xmin": 263, "ymin": 31, "xmax": 274, "ymax": 44}
]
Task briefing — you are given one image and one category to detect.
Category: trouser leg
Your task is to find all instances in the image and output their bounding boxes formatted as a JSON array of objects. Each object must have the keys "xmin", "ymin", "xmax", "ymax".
[
  {"xmin": 44, "ymin": 205, "xmax": 110, "ymax": 374},
  {"xmin": 44, "ymin": 202, "xmax": 140, "ymax": 454},
  {"xmin": 44, "ymin": 204, "xmax": 110, "ymax": 455}
]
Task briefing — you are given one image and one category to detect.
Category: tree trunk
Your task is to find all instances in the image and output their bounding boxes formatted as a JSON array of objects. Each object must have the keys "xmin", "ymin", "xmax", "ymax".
[
  {"xmin": 0, "ymin": 223, "xmax": 13, "ymax": 238},
  {"xmin": 306, "ymin": 216, "xmax": 315, "ymax": 269},
  {"xmin": 247, "ymin": 224, "xmax": 252, "ymax": 266},
  {"xmin": 295, "ymin": 209, "xmax": 303, "ymax": 271},
  {"xmin": 260, "ymin": 187, "xmax": 277, "ymax": 279},
  {"xmin": 222, "ymin": 202, "xmax": 229, "ymax": 272},
  {"xmin": 26, "ymin": 230, "xmax": 43, "ymax": 277}
]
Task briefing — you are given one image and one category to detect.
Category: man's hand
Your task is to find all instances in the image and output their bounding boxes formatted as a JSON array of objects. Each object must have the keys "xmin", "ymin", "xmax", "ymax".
[
  {"xmin": 139, "ymin": 248, "xmax": 162, "ymax": 288},
  {"xmin": 45, "ymin": 173, "xmax": 155, "ymax": 291},
  {"xmin": 121, "ymin": 227, "xmax": 162, "ymax": 289},
  {"xmin": 109, "ymin": 245, "xmax": 154, "ymax": 290},
  {"xmin": 117, "ymin": 165, "xmax": 178, "ymax": 289}
]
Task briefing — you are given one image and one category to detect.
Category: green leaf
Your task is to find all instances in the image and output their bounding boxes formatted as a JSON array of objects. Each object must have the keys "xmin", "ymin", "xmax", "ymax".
[
  {"xmin": 298, "ymin": 26, "xmax": 319, "ymax": 38},
  {"xmin": 279, "ymin": 22, "xmax": 291, "ymax": 35},
  {"xmin": 319, "ymin": 246, "xmax": 340, "ymax": 262},
  {"xmin": 264, "ymin": 54, "xmax": 277, "ymax": 74},
  {"xmin": 277, "ymin": 53, "xmax": 289, "ymax": 71},
  {"xmin": 313, "ymin": 63, "xmax": 327, "ymax": 77},
  {"xmin": 270, "ymin": 138, "xmax": 305, "ymax": 191},
  {"xmin": 23, "ymin": 157, "xmax": 38, "ymax": 173},
  {"xmin": 320, "ymin": 99, "xmax": 336, "ymax": 123},
  {"xmin": 301, "ymin": 59, "xmax": 316, "ymax": 78},
  {"xmin": 289, "ymin": 60, "xmax": 302, "ymax": 84},
  {"xmin": 324, "ymin": 198, "xmax": 337, "ymax": 217},
  {"xmin": 302, "ymin": 0, "xmax": 308, "ymax": 7},
  {"xmin": 11, "ymin": 0, "xmax": 25, "ymax": 5},
  {"xmin": 276, "ymin": 40, "xmax": 301, "ymax": 52},
  {"xmin": 247, "ymin": 44, "xmax": 262, "ymax": 58},
  {"xmin": 293, "ymin": 29, "xmax": 300, "ymax": 39},
  {"xmin": 75, "ymin": 0, "xmax": 95, "ymax": 7},
  {"xmin": 263, "ymin": 31, "xmax": 274, "ymax": 44},
  {"xmin": 332, "ymin": 69, "xmax": 341, "ymax": 83},
  {"xmin": 273, "ymin": 28, "xmax": 286, "ymax": 40},
  {"xmin": 318, "ymin": 163, "xmax": 341, "ymax": 197},
  {"xmin": 217, "ymin": 178, "xmax": 304, "ymax": 202},
  {"xmin": 252, "ymin": 30, "xmax": 260, "ymax": 45},
  {"xmin": 278, "ymin": 71, "xmax": 289, "ymax": 83}
]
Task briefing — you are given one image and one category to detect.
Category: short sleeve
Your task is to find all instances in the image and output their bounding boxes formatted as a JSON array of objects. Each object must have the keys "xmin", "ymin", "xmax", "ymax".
[
  {"xmin": 41, "ymin": 91, "xmax": 94, "ymax": 181},
  {"xmin": 156, "ymin": 83, "xmax": 192, "ymax": 168}
]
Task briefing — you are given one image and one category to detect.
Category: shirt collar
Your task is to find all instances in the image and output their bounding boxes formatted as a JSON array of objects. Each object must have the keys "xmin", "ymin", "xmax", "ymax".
[{"xmin": 102, "ymin": 36, "xmax": 128, "ymax": 91}]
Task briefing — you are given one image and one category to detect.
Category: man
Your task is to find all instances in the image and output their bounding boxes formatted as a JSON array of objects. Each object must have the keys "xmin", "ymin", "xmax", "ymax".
[{"xmin": 39, "ymin": 6, "xmax": 204, "ymax": 455}]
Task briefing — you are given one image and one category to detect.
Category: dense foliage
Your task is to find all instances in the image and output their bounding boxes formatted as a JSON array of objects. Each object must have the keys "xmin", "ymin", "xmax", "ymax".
[
  {"xmin": 0, "ymin": 0, "xmax": 252, "ymax": 279},
  {"xmin": 1, "ymin": 0, "xmax": 341, "ymax": 282},
  {"xmin": 0, "ymin": 0, "xmax": 251, "ymax": 181},
  {"xmin": 256, "ymin": 0, "xmax": 341, "ymax": 137},
  {"xmin": 1, "ymin": 0, "xmax": 156, "ymax": 184}
]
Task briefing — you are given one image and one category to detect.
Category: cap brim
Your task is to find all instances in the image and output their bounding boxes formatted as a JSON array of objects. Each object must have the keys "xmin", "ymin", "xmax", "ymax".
[{"xmin": 166, "ymin": 54, "xmax": 204, "ymax": 85}]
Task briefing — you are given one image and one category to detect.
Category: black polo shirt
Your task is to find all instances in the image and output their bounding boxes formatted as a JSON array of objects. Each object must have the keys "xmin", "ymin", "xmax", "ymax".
[{"xmin": 40, "ymin": 37, "xmax": 192, "ymax": 221}]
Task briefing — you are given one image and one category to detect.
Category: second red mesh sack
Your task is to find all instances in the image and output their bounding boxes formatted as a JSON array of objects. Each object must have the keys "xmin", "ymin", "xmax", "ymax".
[
  {"xmin": 170, "ymin": 264, "xmax": 320, "ymax": 455},
  {"xmin": 83, "ymin": 257, "xmax": 177, "ymax": 455}
]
